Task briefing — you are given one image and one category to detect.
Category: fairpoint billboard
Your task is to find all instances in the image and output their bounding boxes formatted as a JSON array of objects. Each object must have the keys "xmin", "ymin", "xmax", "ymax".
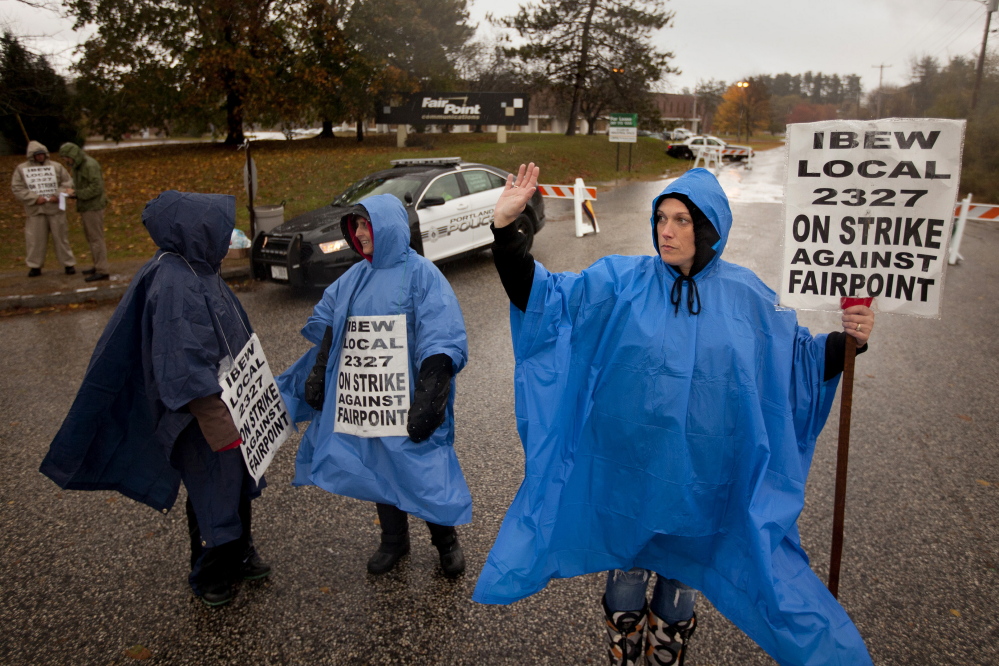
[{"xmin": 376, "ymin": 92, "xmax": 530, "ymax": 125}]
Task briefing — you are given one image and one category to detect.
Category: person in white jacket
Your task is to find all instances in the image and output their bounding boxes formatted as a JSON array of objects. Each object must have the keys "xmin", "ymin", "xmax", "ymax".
[{"xmin": 10, "ymin": 140, "xmax": 76, "ymax": 277}]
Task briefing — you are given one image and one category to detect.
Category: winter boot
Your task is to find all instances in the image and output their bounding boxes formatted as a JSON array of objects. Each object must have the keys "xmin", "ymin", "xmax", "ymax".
[
  {"xmin": 367, "ymin": 532, "xmax": 410, "ymax": 574},
  {"xmin": 603, "ymin": 595, "xmax": 648, "ymax": 666},
  {"xmin": 645, "ymin": 610, "xmax": 696, "ymax": 666},
  {"xmin": 431, "ymin": 530, "xmax": 465, "ymax": 578}
]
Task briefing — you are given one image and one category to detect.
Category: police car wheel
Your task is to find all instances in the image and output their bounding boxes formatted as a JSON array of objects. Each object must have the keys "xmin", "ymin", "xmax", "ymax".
[{"xmin": 513, "ymin": 214, "xmax": 534, "ymax": 252}]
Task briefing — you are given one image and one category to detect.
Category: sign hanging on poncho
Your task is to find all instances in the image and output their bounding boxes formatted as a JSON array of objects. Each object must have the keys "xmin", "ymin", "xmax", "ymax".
[
  {"xmin": 334, "ymin": 314, "xmax": 410, "ymax": 438},
  {"xmin": 23, "ymin": 165, "xmax": 59, "ymax": 196},
  {"xmin": 780, "ymin": 118, "xmax": 965, "ymax": 317},
  {"xmin": 219, "ymin": 333, "xmax": 292, "ymax": 482}
]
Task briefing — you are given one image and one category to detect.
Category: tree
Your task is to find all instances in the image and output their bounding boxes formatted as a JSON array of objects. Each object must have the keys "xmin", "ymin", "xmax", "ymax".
[
  {"xmin": 338, "ymin": 0, "xmax": 475, "ymax": 140},
  {"xmin": 0, "ymin": 32, "xmax": 82, "ymax": 154},
  {"xmin": 497, "ymin": 0, "xmax": 676, "ymax": 136},
  {"xmin": 68, "ymin": 0, "xmax": 295, "ymax": 144},
  {"xmin": 712, "ymin": 78, "xmax": 769, "ymax": 141}
]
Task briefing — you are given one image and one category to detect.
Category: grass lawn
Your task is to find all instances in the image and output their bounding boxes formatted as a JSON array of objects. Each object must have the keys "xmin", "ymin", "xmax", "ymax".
[{"xmin": 0, "ymin": 132, "xmax": 690, "ymax": 270}]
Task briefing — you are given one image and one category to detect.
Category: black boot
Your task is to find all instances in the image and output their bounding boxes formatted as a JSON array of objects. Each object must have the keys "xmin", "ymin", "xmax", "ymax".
[
  {"xmin": 430, "ymin": 527, "xmax": 465, "ymax": 578},
  {"xmin": 368, "ymin": 503, "xmax": 410, "ymax": 574},
  {"xmin": 645, "ymin": 610, "xmax": 696, "ymax": 666},
  {"xmin": 186, "ymin": 496, "xmax": 238, "ymax": 606},
  {"xmin": 603, "ymin": 595, "xmax": 648, "ymax": 666},
  {"xmin": 367, "ymin": 532, "xmax": 410, "ymax": 574}
]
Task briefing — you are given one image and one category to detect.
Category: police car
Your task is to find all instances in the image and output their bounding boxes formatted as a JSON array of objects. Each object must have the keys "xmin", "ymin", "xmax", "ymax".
[
  {"xmin": 250, "ymin": 157, "xmax": 545, "ymax": 287},
  {"xmin": 665, "ymin": 135, "xmax": 754, "ymax": 161}
]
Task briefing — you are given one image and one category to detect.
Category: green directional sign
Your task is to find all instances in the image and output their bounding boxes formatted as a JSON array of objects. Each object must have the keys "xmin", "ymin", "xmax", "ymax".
[
  {"xmin": 609, "ymin": 113, "xmax": 638, "ymax": 143},
  {"xmin": 610, "ymin": 113, "xmax": 638, "ymax": 127}
]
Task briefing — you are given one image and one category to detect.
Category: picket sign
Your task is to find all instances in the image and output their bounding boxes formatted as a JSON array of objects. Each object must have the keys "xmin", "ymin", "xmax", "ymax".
[
  {"xmin": 950, "ymin": 194, "xmax": 999, "ymax": 265},
  {"xmin": 537, "ymin": 180, "xmax": 600, "ymax": 237}
]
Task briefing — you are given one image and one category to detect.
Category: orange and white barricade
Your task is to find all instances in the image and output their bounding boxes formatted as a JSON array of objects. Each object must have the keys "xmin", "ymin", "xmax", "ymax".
[
  {"xmin": 692, "ymin": 146, "xmax": 723, "ymax": 173},
  {"xmin": 538, "ymin": 179, "xmax": 599, "ymax": 237},
  {"xmin": 950, "ymin": 194, "xmax": 999, "ymax": 265}
]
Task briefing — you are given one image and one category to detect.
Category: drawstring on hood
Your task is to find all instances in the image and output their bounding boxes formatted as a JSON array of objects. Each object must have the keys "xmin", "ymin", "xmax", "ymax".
[{"xmin": 651, "ymin": 169, "xmax": 732, "ymax": 316}]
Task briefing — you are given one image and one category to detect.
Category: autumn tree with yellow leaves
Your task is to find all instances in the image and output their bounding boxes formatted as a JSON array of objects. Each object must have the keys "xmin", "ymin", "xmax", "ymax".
[{"xmin": 712, "ymin": 78, "xmax": 770, "ymax": 142}]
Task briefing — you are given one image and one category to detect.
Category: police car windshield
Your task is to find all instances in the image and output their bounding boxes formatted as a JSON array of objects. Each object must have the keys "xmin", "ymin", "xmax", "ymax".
[{"xmin": 332, "ymin": 175, "xmax": 424, "ymax": 206}]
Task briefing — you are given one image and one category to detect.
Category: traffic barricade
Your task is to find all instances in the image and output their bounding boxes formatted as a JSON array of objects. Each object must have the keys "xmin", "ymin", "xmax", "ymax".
[
  {"xmin": 538, "ymin": 180, "xmax": 599, "ymax": 237},
  {"xmin": 950, "ymin": 194, "xmax": 999, "ymax": 265},
  {"xmin": 693, "ymin": 146, "xmax": 723, "ymax": 173}
]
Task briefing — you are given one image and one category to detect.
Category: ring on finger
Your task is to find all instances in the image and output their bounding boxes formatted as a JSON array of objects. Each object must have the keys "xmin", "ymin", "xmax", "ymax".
[{"xmin": 857, "ymin": 323, "xmax": 863, "ymax": 333}]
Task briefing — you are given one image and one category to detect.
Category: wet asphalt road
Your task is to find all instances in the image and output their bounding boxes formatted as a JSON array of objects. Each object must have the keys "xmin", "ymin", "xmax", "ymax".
[{"xmin": 1, "ymin": 155, "xmax": 997, "ymax": 665}]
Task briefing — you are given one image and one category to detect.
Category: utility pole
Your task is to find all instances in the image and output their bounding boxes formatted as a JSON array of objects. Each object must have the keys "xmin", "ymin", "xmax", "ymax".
[
  {"xmin": 871, "ymin": 63, "xmax": 892, "ymax": 118},
  {"xmin": 972, "ymin": 0, "xmax": 999, "ymax": 111}
]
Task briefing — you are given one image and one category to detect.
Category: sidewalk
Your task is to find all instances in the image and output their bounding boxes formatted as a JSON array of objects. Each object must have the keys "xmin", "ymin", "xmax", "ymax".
[{"xmin": 0, "ymin": 255, "xmax": 251, "ymax": 312}]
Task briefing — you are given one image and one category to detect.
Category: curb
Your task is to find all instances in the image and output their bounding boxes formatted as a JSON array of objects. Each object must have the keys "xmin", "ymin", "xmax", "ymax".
[{"xmin": 0, "ymin": 266, "xmax": 252, "ymax": 311}]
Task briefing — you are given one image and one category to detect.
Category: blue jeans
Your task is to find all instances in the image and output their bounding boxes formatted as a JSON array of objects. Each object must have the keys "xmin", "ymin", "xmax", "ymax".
[{"xmin": 604, "ymin": 568, "xmax": 697, "ymax": 624}]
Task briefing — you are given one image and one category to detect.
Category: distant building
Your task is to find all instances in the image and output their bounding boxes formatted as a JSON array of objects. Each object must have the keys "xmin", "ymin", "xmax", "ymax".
[{"xmin": 369, "ymin": 89, "xmax": 712, "ymax": 135}]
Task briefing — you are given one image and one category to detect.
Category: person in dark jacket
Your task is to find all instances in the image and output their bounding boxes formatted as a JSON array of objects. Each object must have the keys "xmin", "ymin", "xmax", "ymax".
[
  {"xmin": 59, "ymin": 143, "xmax": 110, "ymax": 282},
  {"xmin": 41, "ymin": 191, "xmax": 270, "ymax": 607}
]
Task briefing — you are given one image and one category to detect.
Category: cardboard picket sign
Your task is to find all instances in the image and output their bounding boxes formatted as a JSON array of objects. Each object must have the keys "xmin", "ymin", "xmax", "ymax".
[
  {"xmin": 780, "ymin": 118, "xmax": 965, "ymax": 318},
  {"xmin": 218, "ymin": 333, "xmax": 292, "ymax": 482},
  {"xmin": 333, "ymin": 314, "xmax": 411, "ymax": 438},
  {"xmin": 23, "ymin": 165, "xmax": 59, "ymax": 197}
]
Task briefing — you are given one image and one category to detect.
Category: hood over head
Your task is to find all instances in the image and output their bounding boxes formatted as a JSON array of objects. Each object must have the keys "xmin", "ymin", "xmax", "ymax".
[
  {"xmin": 26, "ymin": 140, "xmax": 49, "ymax": 158},
  {"xmin": 651, "ymin": 168, "xmax": 731, "ymax": 277},
  {"xmin": 58, "ymin": 142, "xmax": 86, "ymax": 164},
  {"xmin": 141, "ymin": 191, "xmax": 235, "ymax": 273},
  {"xmin": 340, "ymin": 194, "xmax": 410, "ymax": 269}
]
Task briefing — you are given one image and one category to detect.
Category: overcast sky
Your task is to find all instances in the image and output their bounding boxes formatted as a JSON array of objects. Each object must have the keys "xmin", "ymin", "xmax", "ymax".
[{"xmin": 2, "ymin": 0, "xmax": 994, "ymax": 93}]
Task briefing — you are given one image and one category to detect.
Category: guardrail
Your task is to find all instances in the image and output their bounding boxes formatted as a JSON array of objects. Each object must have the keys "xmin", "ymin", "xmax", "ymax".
[
  {"xmin": 538, "ymin": 180, "xmax": 599, "ymax": 237},
  {"xmin": 950, "ymin": 194, "xmax": 999, "ymax": 265}
]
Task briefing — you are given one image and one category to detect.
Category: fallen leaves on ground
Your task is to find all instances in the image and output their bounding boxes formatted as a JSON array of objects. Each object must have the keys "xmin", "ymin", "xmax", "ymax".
[{"xmin": 125, "ymin": 644, "xmax": 152, "ymax": 660}]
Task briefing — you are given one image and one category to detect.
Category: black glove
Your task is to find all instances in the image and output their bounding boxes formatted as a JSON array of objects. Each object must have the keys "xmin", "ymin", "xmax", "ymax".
[
  {"xmin": 407, "ymin": 354, "xmax": 454, "ymax": 443},
  {"xmin": 304, "ymin": 325, "xmax": 334, "ymax": 410}
]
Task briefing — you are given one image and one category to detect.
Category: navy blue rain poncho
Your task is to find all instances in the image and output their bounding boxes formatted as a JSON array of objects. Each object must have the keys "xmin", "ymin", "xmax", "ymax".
[
  {"xmin": 277, "ymin": 194, "xmax": 471, "ymax": 526},
  {"xmin": 473, "ymin": 169, "xmax": 872, "ymax": 665},
  {"xmin": 41, "ymin": 192, "xmax": 257, "ymax": 516}
]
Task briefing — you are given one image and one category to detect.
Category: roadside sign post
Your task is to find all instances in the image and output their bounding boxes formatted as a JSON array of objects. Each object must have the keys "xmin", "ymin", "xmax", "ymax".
[
  {"xmin": 241, "ymin": 139, "xmax": 258, "ymax": 238},
  {"xmin": 779, "ymin": 118, "xmax": 965, "ymax": 598},
  {"xmin": 609, "ymin": 113, "xmax": 638, "ymax": 172}
]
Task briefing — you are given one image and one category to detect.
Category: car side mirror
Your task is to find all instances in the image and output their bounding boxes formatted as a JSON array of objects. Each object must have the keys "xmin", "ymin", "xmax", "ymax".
[
  {"xmin": 404, "ymin": 192, "xmax": 413, "ymax": 204},
  {"xmin": 418, "ymin": 196, "xmax": 446, "ymax": 209}
]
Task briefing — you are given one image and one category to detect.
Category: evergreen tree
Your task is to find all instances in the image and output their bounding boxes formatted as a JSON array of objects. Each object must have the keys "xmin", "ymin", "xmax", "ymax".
[
  {"xmin": 496, "ymin": 0, "xmax": 676, "ymax": 136},
  {"xmin": 0, "ymin": 32, "xmax": 81, "ymax": 154}
]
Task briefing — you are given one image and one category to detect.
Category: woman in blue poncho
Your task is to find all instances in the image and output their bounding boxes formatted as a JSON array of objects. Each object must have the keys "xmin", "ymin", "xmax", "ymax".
[
  {"xmin": 477, "ymin": 164, "xmax": 876, "ymax": 666},
  {"xmin": 278, "ymin": 194, "xmax": 470, "ymax": 578}
]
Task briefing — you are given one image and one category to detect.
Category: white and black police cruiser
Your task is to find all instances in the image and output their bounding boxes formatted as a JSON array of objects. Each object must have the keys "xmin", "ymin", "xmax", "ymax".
[{"xmin": 251, "ymin": 157, "xmax": 545, "ymax": 287}]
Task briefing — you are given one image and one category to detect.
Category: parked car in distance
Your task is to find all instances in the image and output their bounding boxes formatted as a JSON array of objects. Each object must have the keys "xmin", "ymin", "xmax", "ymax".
[
  {"xmin": 665, "ymin": 135, "xmax": 754, "ymax": 162},
  {"xmin": 664, "ymin": 127, "xmax": 694, "ymax": 141},
  {"xmin": 251, "ymin": 157, "xmax": 546, "ymax": 288}
]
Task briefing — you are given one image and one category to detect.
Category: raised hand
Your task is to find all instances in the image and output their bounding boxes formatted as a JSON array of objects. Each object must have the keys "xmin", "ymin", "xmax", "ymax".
[{"xmin": 493, "ymin": 162, "xmax": 540, "ymax": 228}]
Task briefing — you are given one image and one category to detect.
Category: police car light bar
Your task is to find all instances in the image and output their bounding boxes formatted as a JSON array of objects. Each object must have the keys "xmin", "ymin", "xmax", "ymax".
[{"xmin": 390, "ymin": 157, "xmax": 463, "ymax": 167}]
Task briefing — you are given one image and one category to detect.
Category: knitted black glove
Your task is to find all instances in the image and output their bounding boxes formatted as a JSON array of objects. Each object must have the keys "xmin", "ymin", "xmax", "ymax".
[
  {"xmin": 304, "ymin": 325, "xmax": 334, "ymax": 410},
  {"xmin": 407, "ymin": 354, "xmax": 454, "ymax": 443}
]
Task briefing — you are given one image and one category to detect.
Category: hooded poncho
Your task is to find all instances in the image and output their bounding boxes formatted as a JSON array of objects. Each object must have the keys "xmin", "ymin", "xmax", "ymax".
[
  {"xmin": 472, "ymin": 169, "xmax": 872, "ymax": 665},
  {"xmin": 40, "ymin": 191, "xmax": 255, "ymax": 514},
  {"xmin": 277, "ymin": 194, "xmax": 471, "ymax": 526}
]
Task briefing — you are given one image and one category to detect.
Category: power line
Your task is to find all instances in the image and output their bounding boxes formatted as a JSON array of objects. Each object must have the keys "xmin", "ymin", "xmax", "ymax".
[{"xmin": 926, "ymin": 5, "xmax": 988, "ymax": 62}]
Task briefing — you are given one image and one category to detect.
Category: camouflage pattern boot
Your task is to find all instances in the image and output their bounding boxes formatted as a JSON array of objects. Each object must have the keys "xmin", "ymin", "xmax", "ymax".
[
  {"xmin": 644, "ymin": 610, "xmax": 696, "ymax": 666},
  {"xmin": 602, "ymin": 595, "xmax": 648, "ymax": 666}
]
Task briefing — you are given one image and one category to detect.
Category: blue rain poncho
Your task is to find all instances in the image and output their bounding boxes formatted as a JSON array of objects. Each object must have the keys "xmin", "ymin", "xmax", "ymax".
[
  {"xmin": 473, "ymin": 169, "xmax": 872, "ymax": 665},
  {"xmin": 278, "ymin": 194, "xmax": 471, "ymax": 526},
  {"xmin": 40, "ymin": 192, "xmax": 258, "ymax": 515}
]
